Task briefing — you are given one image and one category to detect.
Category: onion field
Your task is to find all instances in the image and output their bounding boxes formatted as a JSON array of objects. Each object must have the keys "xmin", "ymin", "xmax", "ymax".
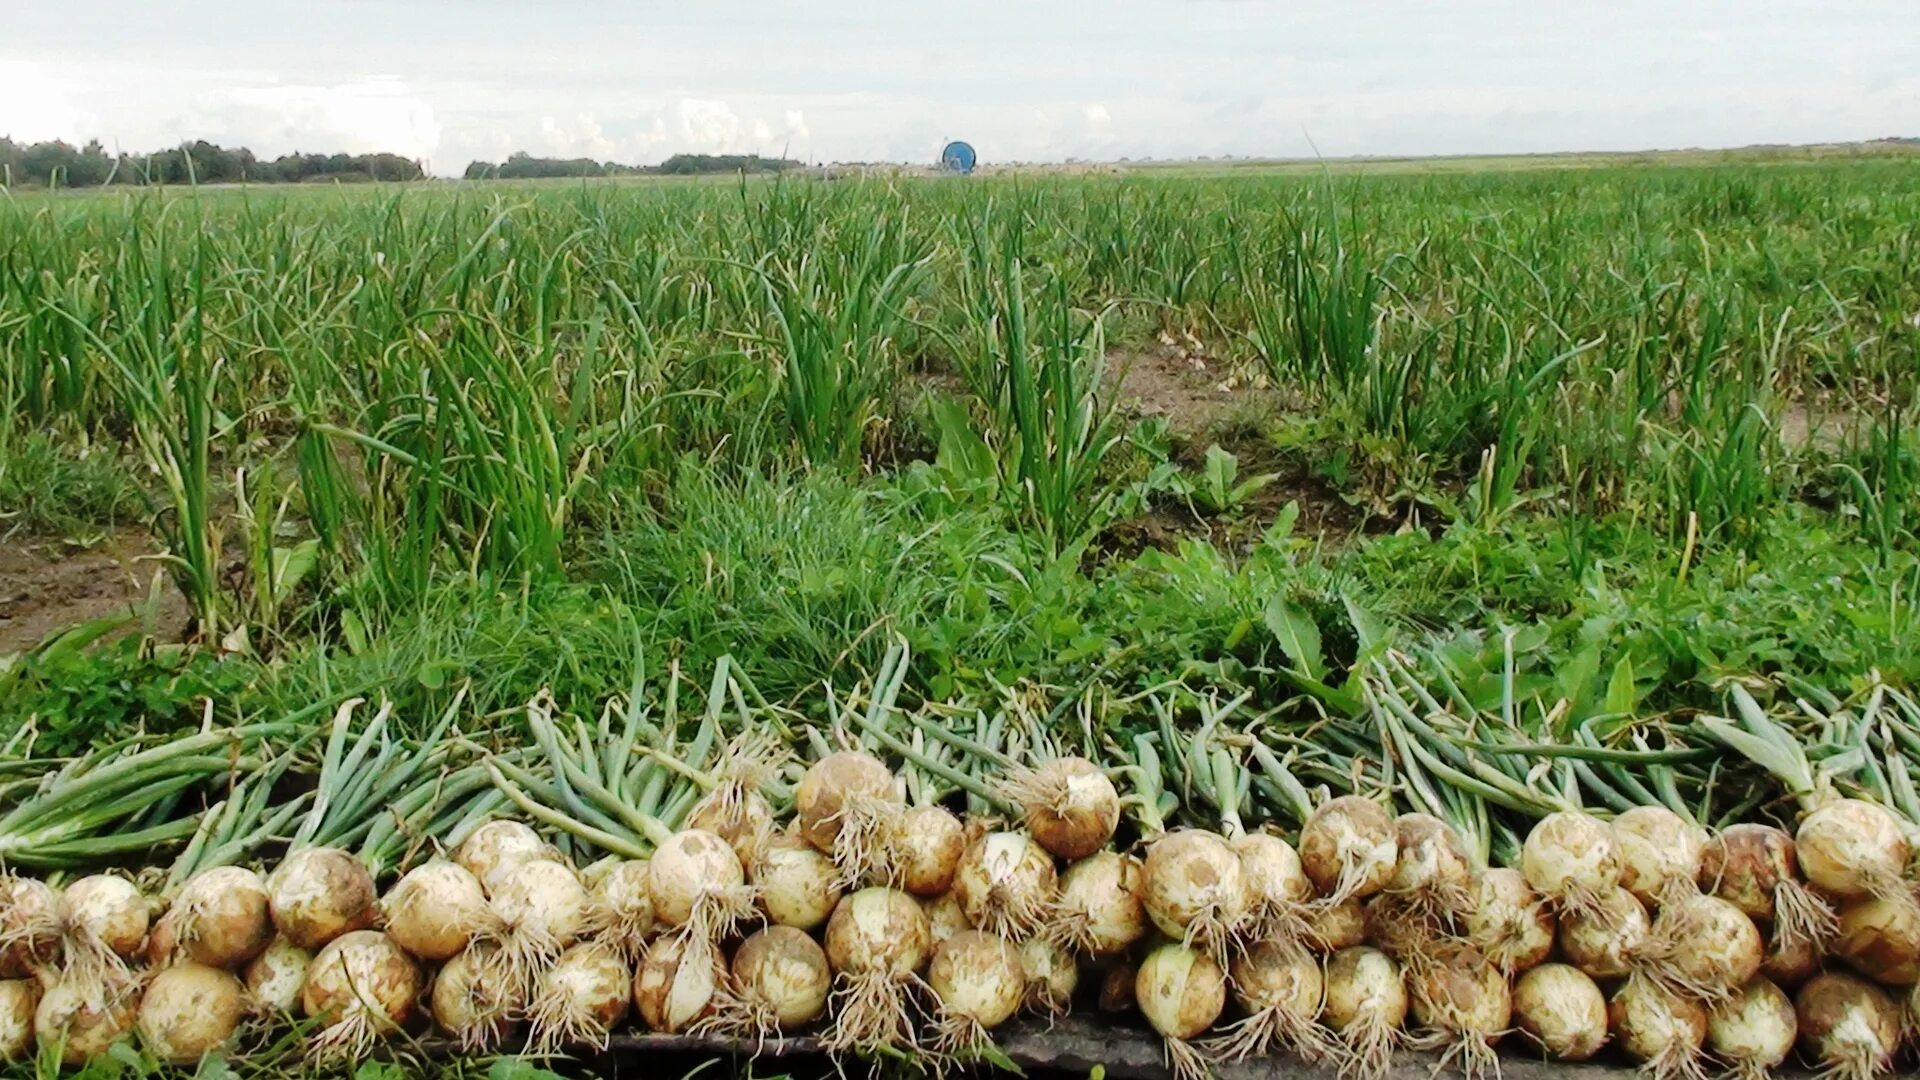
[{"xmin": 1, "ymin": 158, "xmax": 1919, "ymax": 1078}]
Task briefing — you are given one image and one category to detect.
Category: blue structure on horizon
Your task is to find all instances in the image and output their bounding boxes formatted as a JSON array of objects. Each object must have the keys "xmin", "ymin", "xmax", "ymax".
[{"xmin": 940, "ymin": 141, "xmax": 977, "ymax": 174}]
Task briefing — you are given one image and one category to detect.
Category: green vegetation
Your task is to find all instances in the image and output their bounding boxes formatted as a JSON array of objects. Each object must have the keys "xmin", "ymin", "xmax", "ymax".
[{"xmin": 1, "ymin": 157, "xmax": 1916, "ymax": 742}]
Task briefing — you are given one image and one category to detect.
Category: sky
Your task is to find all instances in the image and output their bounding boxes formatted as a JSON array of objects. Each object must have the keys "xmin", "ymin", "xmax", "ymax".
[{"xmin": 4, "ymin": 1, "xmax": 1917, "ymax": 176}]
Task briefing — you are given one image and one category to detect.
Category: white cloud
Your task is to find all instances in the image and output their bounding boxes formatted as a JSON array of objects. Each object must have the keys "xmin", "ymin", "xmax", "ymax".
[
  {"xmin": 677, "ymin": 98, "xmax": 741, "ymax": 150},
  {"xmin": 206, "ymin": 78, "xmax": 441, "ymax": 163}
]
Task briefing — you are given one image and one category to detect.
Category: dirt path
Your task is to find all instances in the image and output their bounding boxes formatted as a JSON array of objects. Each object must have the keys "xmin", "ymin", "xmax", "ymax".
[{"xmin": 0, "ymin": 530, "xmax": 190, "ymax": 655}]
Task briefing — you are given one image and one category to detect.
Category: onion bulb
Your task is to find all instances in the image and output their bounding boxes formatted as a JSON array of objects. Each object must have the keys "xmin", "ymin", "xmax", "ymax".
[
  {"xmin": 1142, "ymin": 830, "xmax": 1249, "ymax": 960},
  {"xmin": 382, "ymin": 860, "xmax": 496, "ymax": 962},
  {"xmin": 1613, "ymin": 806, "xmax": 1705, "ymax": 909},
  {"xmin": 1002, "ymin": 757, "xmax": 1120, "ymax": 860},
  {"xmin": 1559, "ymin": 887, "xmax": 1649, "ymax": 980},
  {"xmin": 1017, "ymin": 936, "xmax": 1078, "ymax": 1017},
  {"xmin": 952, "ymin": 831, "xmax": 1059, "ymax": 939},
  {"xmin": 649, "ymin": 829, "xmax": 756, "ymax": 941},
  {"xmin": 0, "ymin": 876, "xmax": 63, "ymax": 977},
  {"xmin": 431, "ymin": 941, "xmax": 522, "ymax": 1050},
  {"xmin": 1046, "ymin": 851, "xmax": 1148, "ymax": 956},
  {"xmin": 169, "ymin": 866, "xmax": 274, "ymax": 970},
  {"xmin": 57, "ymin": 875, "xmax": 146, "ymax": 1004},
  {"xmin": 795, "ymin": 751, "xmax": 902, "ymax": 887},
  {"xmin": 1522, "ymin": 811, "xmax": 1620, "ymax": 918},
  {"xmin": 488, "ymin": 858, "xmax": 590, "ymax": 990},
  {"xmin": 1796, "ymin": 799, "xmax": 1913, "ymax": 907},
  {"xmin": 634, "ymin": 932, "xmax": 726, "ymax": 1034},
  {"xmin": 1323, "ymin": 946, "xmax": 1407, "ymax": 1080},
  {"xmin": 1512, "ymin": 963, "xmax": 1607, "ymax": 1061},
  {"xmin": 1707, "ymin": 978, "xmax": 1796, "ymax": 1080},
  {"xmin": 1699, "ymin": 824, "xmax": 1834, "ymax": 952},
  {"xmin": 136, "ymin": 962, "xmax": 246, "ymax": 1064},
  {"xmin": 1647, "ymin": 894, "xmax": 1764, "ymax": 1003},
  {"xmin": 1608, "ymin": 978, "xmax": 1708, "ymax": 1080},
  {"xmin": 715, "ymin": 925, "xmax": 831, "ymax": 1035},
  {"xmin": 528, "ymin": 942, "xmax": 631, "ymax": 1053},
  {"xmin": 34, "ymin": 976, "xmax": 134, "ymax": 1068},
  {"xmin": 891, "ymin": 805, "xmax": 966, "ymax": 897},
  {"xmin": 928, "ymin": 930, "xmax": 1026, "ymax": 1058},
  {"xmin": 684, "ymin": 732, "xmax": 781, "ymax": 865},
  {"xmin": 1833, "ymin": 896, "xmax": 1920, "ymax": 985},
  {"xmin": 1233, "ymin": 833, "xmax": 1314, "ymax": 946},
  {"xmin": 1761, "ymin": 924, "xmax": 1820, "ymax": 990},
  {"xmin": 822, "ymin": 886, "xmax": 931, "ymax": 1054},
  {"xmin": 1795, "ymin": 972, "xmax": 1900, "ymax": 1080},
  {"xmin": 302, "ymin": 930, "xmax": 422, "ymax": 1059},
  {"xmin": 454, "ymin": 819, "xmax": 550, "ymax": 894},
  {"xmin": 1407, "ymin": 945, "xmax": 1511, "ymax": 1080},
  {"xmin": 1206, "ymin": 940, "xmax": 1336, "ymax": 1063},
  {"xmin": 1135, "ymin": 943, "xmax": 1227, "ymax": 1080},
  {"xmin": 750, "ymin": 834, "xmax": 842, "ymax": 932},
  {"xmin": 1388, "ymin": 813, "xmax": 1478, "ymax": 923},
  {"xmin": 1305, "ymin": 897, "xmax": 1367, "ymax": 952},
  {"xmin": 585, "ymin": 859, "xmax": 655, "ymax": 959},
  {"xmin": 1300, "ymin": 796, "xmax": 1398, "ymax": 903},
  {"xmin": 0, "ymin": 978, "xmax": 36, "ymax": 1062},
  {"xmin": 267, "ymin": 847, "xmax": 376, "ymax": 951},
  {"xmin": 923, "ymin": 891, "xmax": 972, "ymax": 949},
  {"xmin": 1464, "ymin": 868, "xmax": 1554, "ymax": 974},
  {"xmin": 242, "ymin": 936, "xmax": 312, "ymax": 1015}
]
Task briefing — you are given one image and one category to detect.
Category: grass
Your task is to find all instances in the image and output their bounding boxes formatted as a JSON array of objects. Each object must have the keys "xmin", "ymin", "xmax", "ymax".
[{"xmin": 0, "ymin": 156, "xmax": 1916, "ymax": 743}]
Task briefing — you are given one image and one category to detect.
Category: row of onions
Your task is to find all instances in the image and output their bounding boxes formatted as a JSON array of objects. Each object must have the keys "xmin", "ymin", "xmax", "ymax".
[{"xmin": 5, "ymin": 646, "xmax": 1920, "ymax": 1079}]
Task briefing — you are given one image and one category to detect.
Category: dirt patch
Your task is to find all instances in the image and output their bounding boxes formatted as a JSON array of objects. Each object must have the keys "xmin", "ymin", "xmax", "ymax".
[
  {"xmin": 1106, "ymin": 334, "xmax": 1285, "ymax": 446},
  {"xmin": 0, "ymin": 530, "xmax": 190, "ymax": 655},
  {"xmin": 1778, "ymin": 401, "xmax": 1869, "ymax": 453}
]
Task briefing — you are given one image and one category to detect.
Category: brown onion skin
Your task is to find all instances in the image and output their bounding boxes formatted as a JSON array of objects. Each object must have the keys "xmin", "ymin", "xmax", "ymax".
[
  {"xmin": 1833, "ymin": 897, "xmax": 1920, "ymax": 985},
  {"xmin": 1698, "ymin": 824, "xmax": 1797, "ymax": 922},
  {"xmin": 1794, "ymin": 971, "xmax": 1900, "ymax": 1073}
]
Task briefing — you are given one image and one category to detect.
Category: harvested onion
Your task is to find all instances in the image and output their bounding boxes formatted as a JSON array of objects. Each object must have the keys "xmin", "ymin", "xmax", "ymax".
[
  {"xmin": 168, "ymin": 866, "xmax": 274, "ymax": 970},
  {"xmin": 1833, "ymin": 895, "xmax": 1920, "ymax": 985},
  {"xmin": 634, "ymin": 929, "xmax": 725, "ymax": 1034},
  {"xmin": 1407, "ymin": 945, "xmax": 1510, "ymax": 1080},
  {"xmin": 795, "ymin": 751, "xmax": 902, "ymax": 886},
  {"xmin": 1613, "ymin": 806, "xmax": 1705, "ymax": 909},
  {"xmin": 1136, "ymin": 942, "xmax": 1227, "ymax": 1080},
  {"xmin": 528, "ymin": 943, "xmax": 630, "ymax": 1053},
  {"xmin": 136, "ymin": 962, "xmax": 246, "ymax": 1064},
  {"xmin": 1464, "ymin": 868, "xmax": 1554, "ymax": 974},
  {"xmin": 1522, "ymin": 811, "xmax": 1619, "ymax": 918},
  {"xmin": 1142, "ymin": 829, "xmax": 1248, "ymax": 959},
  {"xmin": 586, "ymin": 859, "xmax": 655, "ymax": 959},
  {"xmin": 1699, "ymin": 823, "xmax": 1834, "ymax": 952},
  {"xmin": 1305, "ymin": 897, "xmax": 1367, "ymax": 953},
  {"xmin": 267, "ymin": 847, "xmax": 377, "ymax": 951},
  {"xmin": 57, "ymin": 875, "xmax": 145, "ymax": 1004},
  {"xmin": 750, "ymin": 834, "xmax": 842, "ymax": 932},
  {"xmin": 1707, "ymin": 978, "xmax": 1796, "ymax": 1080},
  {"xmin": 650, "ymin": 829, "xmax": 756, "ymax": 940},
  {"xmin": 1512, "ymin": 963, "xmax": 1606, "ymax": 1061},
  {"xmin": 489, "ymin": 858, "xmax": 590, "ymax": 988},
  {"xmin": 928, "ymin": 930, "xmax": 1026, "ymax": 1057},
  {"xmin": 822, "ymin": 886, "xmax": 931, "ymax": 1053},
  {"xmin": 718, "ymin": 925, "xmax": 831, "ymax": 1034},
  {"xmin": 1796, "ymin": 799, "xmax": 1913, "ymax": 907},
  {"xmin": 1561, "ymin": 889, "xmax": 1650, "ymax": 979},
  {"xmin": 1300, "ymin": 796, "xmax": 1398, "ymax": 903},
  {"xmin": 455, "ymin": 819, "xmax": 549, "ymax": 894},
  {"xmin": 383, "ymin": 860, "xmax": 496, "ymax": 962},
  {"xmin": 1207, "ymin": 939, "xmax": 1335, "ymax": 1063},
  {"xmin": 302, "ymin": 930, "xmax": 423, "ymax": 1059},
  {"xmin": 1233, "ymin": 832, "xmax": 1314, "ymax": 945},
  {"xmin": 1002, "ymin": 757, "xmax": 1120, "ymax": 860},
  {"xmin": 34, "ymin": 977, "xmax": 134, "ymax": 1068},
  {"xmin": 0, "ymin": 876, "xmax": 64, "ymax": 977},
  {"xmin": 891, "ymin": 805, "xmax": 966, "ymax": 897},
  {"xmin": 923, "ymin": 891, "xmax": 973, "ymax": 949},
  {"xmin": 1608, "ymin": 978, "xmax": 1707, "ymax": 1080},
  {"xmin": 1648, "ymin": 894, "xmax": 1764, "ymax": 1003},
  {"xmin": 1047, "ymin": 850, "xmax": 1148, "ymax": 956},
  {"xmin": 242, "ymin": 936, "xmax": 312, "ymax": 1015},
  {"xmin": 1387, "ymin": 813, "xmax": 1477, "ymax": 923},
  {"xmin": 1324, "ymin": 946, "xmax": 1407, "ymax": 1080},
  {"xmin": 684, "ymin": 734, "xmax": 779, "ymax": 864},
  {"xmin": 431, "ymin": 941, "xmax": 523, "ymax": 1050},
  {"xmin": 0, "ymin": 978, "xmax": 35, "ymax": 1062},
  {"xmin": 1795, "ymin": 972, "xmax": 1900, "ymax": 1080},
  {"xmin": 952, "ymin": 831, "xmax": 1058, "ymax": 939},
  {"xmin": 1017, "ymin": 936, "xmax": 1078, "ymax": 1016}
]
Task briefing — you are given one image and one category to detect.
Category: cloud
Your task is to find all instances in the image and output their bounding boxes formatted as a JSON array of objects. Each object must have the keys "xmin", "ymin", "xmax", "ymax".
[
  {"xmin": 677, "ymin": 98, "xmax": 742, "ymax": 150},
  {"xmin": 203, "ymin": 78, "xmax": 441, "ymax": 163}
]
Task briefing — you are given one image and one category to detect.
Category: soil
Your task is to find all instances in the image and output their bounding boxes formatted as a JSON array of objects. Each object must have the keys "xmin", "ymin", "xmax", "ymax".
[
  {"xmin": 1106, "ymin": 333, "xmax": 1286, "ymax": 445},
  {"xmin": 0, "ymin": 529, "xmax": 191, "ymax": 655}
]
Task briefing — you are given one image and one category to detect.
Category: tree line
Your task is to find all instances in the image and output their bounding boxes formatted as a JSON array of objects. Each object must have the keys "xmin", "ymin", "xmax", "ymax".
[
  {"xmin": 1, "ymin": 139, "xmax": 426, "ymax": 188},
  {"xmin": 462, "ymin": 152, "xmax": 805, "ymax": 179},
  {"xmin": 2, "ymin": 138, "xmax": 810, "ymax": 189}
]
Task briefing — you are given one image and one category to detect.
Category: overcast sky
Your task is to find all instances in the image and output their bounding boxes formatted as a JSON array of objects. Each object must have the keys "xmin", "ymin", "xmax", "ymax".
[{"xmin": 5, "ymin": 1, "xmax": 1916, "ymax": 176}]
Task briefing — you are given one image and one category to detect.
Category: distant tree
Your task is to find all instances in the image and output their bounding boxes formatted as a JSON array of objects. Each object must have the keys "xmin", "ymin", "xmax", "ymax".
[{"xmin": 0, "ymin": 137, "xmax": 426, "ymax": 188}]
